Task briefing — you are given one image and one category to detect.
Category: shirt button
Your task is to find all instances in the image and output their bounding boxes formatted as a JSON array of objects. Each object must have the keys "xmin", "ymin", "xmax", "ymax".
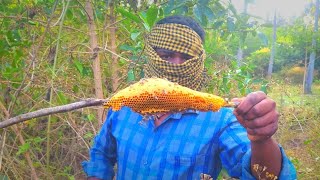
[{"xmin": 144, "ymin": 161, "xmax": 148, "ymax": 165}]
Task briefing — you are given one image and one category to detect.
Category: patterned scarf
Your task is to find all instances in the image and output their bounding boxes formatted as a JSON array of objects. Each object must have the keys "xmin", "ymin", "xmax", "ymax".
[{"xmin": 144, "ymin": 23, "xmax": 208, "ymax": 91}]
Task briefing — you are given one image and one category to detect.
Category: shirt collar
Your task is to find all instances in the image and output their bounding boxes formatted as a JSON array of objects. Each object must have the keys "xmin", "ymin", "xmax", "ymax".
[
  {"xmin": 144, "ymin": 109, "xmax": 200, "ymax": 129},
  {"xmin": 169, "ymin": 109, "xmax": 199, "ymax": 120}
]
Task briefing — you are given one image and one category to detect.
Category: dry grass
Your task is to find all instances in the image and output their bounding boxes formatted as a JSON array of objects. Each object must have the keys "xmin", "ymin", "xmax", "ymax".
[
  {"xmin": 268, "ymin": 81, "xmax": 320, "ymax": 179},
  {"xmin": 1, "ymin": 80, "xmax": 319, "ymax": 179}
]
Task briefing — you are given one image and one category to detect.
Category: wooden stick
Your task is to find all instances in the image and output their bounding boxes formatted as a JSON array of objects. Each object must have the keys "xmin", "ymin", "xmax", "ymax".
[{"xmin": 0, "ymin": 99, "xmax": 107, "ymax": 129}]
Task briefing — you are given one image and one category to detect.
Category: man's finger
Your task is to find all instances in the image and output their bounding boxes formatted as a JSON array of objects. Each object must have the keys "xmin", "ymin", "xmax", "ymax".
[
  {"xmin": 246, "ymin": 122, "xmax": 278, "ymax": 137},
  {"xmin": 234, "ymin": 91, "xmax": 267, "ymax": 115},
  {"xmin": 244, "ymin": 111, "xmax": 279, "ymax": 129},
  {"xmin": 243, "ymin": 99, "xmax": 276, "ymax": 120}
]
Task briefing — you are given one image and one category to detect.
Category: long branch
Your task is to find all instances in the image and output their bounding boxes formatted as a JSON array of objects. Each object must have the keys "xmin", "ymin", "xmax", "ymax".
[{"xmin": 0, "ymin": 99, "xmax": 107, "ymax": 129}]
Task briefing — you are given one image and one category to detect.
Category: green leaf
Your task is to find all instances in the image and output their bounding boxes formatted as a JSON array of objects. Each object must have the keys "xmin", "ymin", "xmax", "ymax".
[
  {"xmin": 66, "ymin": 9, "xmax": 73, "ymax": 20},
  {"xmin": 119, "ymin": 59, "xmax": 127, "ymax": 66},
  {"xmin": 95, "ymin": 8, "xmax": 104, "ymax": 21},
  {"xmin": 76, "ymin": 9, "xmax": 86, "ymax": 21},
  {"xmin": 158, "ymin": 7, "xmax": 164, "ymax": 18},
  {"xmin": 130, "ymin": 31, "xmax": 141, "ymax": 41},
  {"xmin": 217, "ymin": 9, "xmax": 227, "ymax": 17},
  {"xmin": 203, "ymin": 6, "xmax": 214, "ymax": 22},
  {"xmin": 72, "ymin": 85, "xmax": 79, "ymax": 93},
  {"xmin": 83, "ymin": 66, "xmax": 92, "ymax": 77},
  {"xmin": 238, "ymin": 82, "xmax": 244, "ymax": 94},
  {"xmin": 244, "ymin": 78, "xmax": 251, "ymax": 85},
  {"xmin": 193, "ymin": 4, "xmax": 209, "ymax": 26},
  {"xmin": 213, "ymin": 21, "xmax": 224, "ymax": 28},
  {"xmin": 198, "ymin": 0, "xmax": 210, "ymax": 6},
  {"xmin": 84, "ymin": 132, "xmax": 94, "ymax": 139},
  {"xmin": 117, "ymin": 7, "xmax": 141, "ymax": 23},
  {"xmin": 33, "ymin": 137, "xmax": 44, "ymax": 143},
  {"xmin": 304, "ymin": 139, "xmax": 313, "ymax": 145},
  {"xmin": 87, "ymin": 114, "xmax": 95, "ymax": 121},
  {"xmin": 260, "ymin": 84, "xmax": 267, "ymax": 94},
  {"xmin": 175, "ymin": 5, "xmax": 188, "ymax": 15},
  {"xmin": 227, "ymin": 17, "xmax": 235, "ymax": 32},
  {"xmin": 17, "ymin": 142, "xmax": 31, "ymax": 155},
  {"xmin": 74, "ymin": 59, "xmax": 84, "ymax": 76},
  {"xmin": 57, "ymin": 91, "xmax": 68, "ymax": 104},
  {"xmin": 164, "ymin": 0, "xmax": 175, "ymax": 15},
  {"xmin": 139, "ymin": 12, "xmax": 150, "ymax": 31},
  {"xmin": 146, "ymin": 5, "xmax": 158, "ymax": 28},
  {"xmin": 28, "ymin": 20, "xmax": 37, "ymax": 25},
  {"xmin": 120, "ymin": 44, "xmax": 135, "ymax": 51},
  {"xmin": 127, "ymin": 69, "xmax": 135, "ymax": 82},
  {"xmin": 193, "ymin": 5, "xmax": 203, "ymax": 24}
]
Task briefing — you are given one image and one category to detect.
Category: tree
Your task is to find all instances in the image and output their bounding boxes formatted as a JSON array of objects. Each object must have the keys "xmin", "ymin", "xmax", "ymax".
[
  {"xmin": 86, "ymin": 0, "xmax": 104, "ymax": 125},
  {"xmin": 0, "ymin": 1, "xmax": 261, "ymax": 179},
  {"xmin": 304, "ymin": 0, "xmax": 319, "ymax": 94},
  {"xmin": 267, "ymin": 11, "xmax": 277, "ymax": 79},
  {"xmin": 236, "ymin": 0, "xmax": 255, "ymax": 67}
]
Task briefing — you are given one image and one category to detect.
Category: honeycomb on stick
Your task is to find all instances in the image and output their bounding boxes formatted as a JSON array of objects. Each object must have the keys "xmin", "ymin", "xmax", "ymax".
[{"xmin": 103, "ymin": 77, "xmax": 232, "ymax": 115}]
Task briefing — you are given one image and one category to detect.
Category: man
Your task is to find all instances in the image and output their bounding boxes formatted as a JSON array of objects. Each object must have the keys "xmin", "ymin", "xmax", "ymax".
[{"xmin": 82, "ymin": 15, "xmax": 296, "ymax": 180}]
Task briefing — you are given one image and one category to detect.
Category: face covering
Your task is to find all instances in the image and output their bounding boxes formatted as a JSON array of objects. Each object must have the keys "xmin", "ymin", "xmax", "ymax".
[{"xmin": 144, "ymin": 23, "xmax": 208, "ymax": 91}]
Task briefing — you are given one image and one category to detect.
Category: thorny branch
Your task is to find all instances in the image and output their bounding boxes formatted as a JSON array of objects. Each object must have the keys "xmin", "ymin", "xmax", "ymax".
[{"xmin": 0, "ymin": 98, "xmax": 107, "ymax": 129}]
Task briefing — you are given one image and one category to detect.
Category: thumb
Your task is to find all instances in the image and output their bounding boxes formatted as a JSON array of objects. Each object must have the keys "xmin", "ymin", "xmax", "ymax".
[
  {"xmin": 231, "ymin": 97, "xmax": 243, "ymax": 103},
  {"xmin": 230, "ymin": 97, "xmax": 244, "ymax": 108}
]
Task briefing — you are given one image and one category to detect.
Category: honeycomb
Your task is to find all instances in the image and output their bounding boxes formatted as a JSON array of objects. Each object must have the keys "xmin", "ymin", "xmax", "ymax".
[{"xmin": 103, "ymin": 77, "xmax": 228, "ymax": 115}]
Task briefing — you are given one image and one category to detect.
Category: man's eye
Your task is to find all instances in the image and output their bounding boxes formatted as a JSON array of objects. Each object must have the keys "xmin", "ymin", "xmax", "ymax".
[
  {"xmin": 184, "ymin": 54, "xmax": 193, "ymax": 60},
  {"xmin": 160, "ymin": 55, "xmax": 171, "ymax": 60}
]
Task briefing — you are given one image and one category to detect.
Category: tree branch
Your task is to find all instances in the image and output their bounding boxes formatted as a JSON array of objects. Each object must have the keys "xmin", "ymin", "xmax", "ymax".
[{"xmin": 0, "ymin": 98, "xmax": 107, "ymax": 129}]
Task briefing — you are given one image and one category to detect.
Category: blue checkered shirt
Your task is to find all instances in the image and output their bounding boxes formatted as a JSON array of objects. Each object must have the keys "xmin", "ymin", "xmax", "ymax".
[{"xmin": 82, "ymin": 107, "xmax": 296, "ymax": 179}]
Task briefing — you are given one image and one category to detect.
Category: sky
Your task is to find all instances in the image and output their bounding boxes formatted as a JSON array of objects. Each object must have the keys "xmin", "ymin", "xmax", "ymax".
[{"xmin": 226, "ymin": 0, "xmax": 310, "ymax": 20}]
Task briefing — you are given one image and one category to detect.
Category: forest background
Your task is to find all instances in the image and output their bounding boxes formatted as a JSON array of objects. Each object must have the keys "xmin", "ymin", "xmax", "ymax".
[{"xmin": 0, "ymin": 0, "xmax": 319, "ymax": 179}]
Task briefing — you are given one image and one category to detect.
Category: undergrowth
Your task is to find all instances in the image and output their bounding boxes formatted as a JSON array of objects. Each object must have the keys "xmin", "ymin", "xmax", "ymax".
[
  {"xmin": 269, "ymin": 81, "xmax": 320, "ymax": 179},
  {"xmin": 1, "ymin": 81, "xmax": 319, "ymax": 179}
]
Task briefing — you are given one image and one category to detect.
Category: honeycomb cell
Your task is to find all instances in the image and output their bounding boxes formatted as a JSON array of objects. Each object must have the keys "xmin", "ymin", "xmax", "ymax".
[{"xmin": 103, "ymin": 77, "xmax": 227, "ymax": 115}]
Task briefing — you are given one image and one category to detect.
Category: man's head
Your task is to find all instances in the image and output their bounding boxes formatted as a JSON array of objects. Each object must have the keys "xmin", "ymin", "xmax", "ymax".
[
  {"xmin": 156, "ymin": 15, "xmax": 205, "ymax": 42},
  {"xmin": 144, "ymin": 15, "xmax": 208, "ymax": 90},
  {"xmin": 153, "ymin": 16, "xmax": 205, "ymax": 64}
]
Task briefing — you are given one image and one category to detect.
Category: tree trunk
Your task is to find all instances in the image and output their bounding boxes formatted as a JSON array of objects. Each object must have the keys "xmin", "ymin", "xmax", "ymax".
[
  {"xmin": 304, "ymin": 0, "xmax": 319, "ymax": 94},
  {"xmin": 236, "ymin": 47, "xmax": 243, "ymax": 66},
  {"xmin": 244, "ymin": 0, "xmax": 248, "ymax": 14},
  {"xmin": 267, "ymin": 11, "xmax": 277, "ymax": 79},
  {"xmin": 303, "ymin": 48, "xmax": 308, "ymax": 91},
  {"xmin": 237, "ymin": 0, "xmax": 251, "ymax": 67},
  {"xmin": 109, "ymin": 3, "xmax": 120, "ymax": 91},
  {"xmin": 86, "ymin": 0, "xmax": 104, "ymax": 125}
]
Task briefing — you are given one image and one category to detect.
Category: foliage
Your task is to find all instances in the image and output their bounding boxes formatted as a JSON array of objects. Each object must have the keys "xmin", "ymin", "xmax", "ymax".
[
  {"xmin": 206, "ymin": 59, "xmax": 268, "ymax": 98},
  {"xmin": 260, "ymin": 17, "xmax": 320, "ymax": 77},
  {"xmin": 246, "ymin": 47, "xmax": 271, "ymax": 77},
  {"xmin": 282, "ymin": 66, "xmax": 306, "ymax": 84},
  {"xmin": 0, "ymin": 0, "xmax": 319, "ymax": 179}
]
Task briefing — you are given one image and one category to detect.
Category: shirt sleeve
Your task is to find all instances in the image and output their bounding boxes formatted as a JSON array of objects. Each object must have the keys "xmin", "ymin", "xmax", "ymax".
[
  {"xmin": 82, "ymin": 109, "xmax": 117, "ymax": 180},
  {"xmin": 241, "ymin": 146, "xmax": 297, "ymax": 179},
  {"xmin": 218, "ymin": 108, "xmax": 297, "ymax": 179}
]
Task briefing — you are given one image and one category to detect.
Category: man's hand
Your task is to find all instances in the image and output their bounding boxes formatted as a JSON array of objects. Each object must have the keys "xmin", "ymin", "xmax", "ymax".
[{"xmin": 233, "ymin": 91, "xmax": 279, "ymax": 142}]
